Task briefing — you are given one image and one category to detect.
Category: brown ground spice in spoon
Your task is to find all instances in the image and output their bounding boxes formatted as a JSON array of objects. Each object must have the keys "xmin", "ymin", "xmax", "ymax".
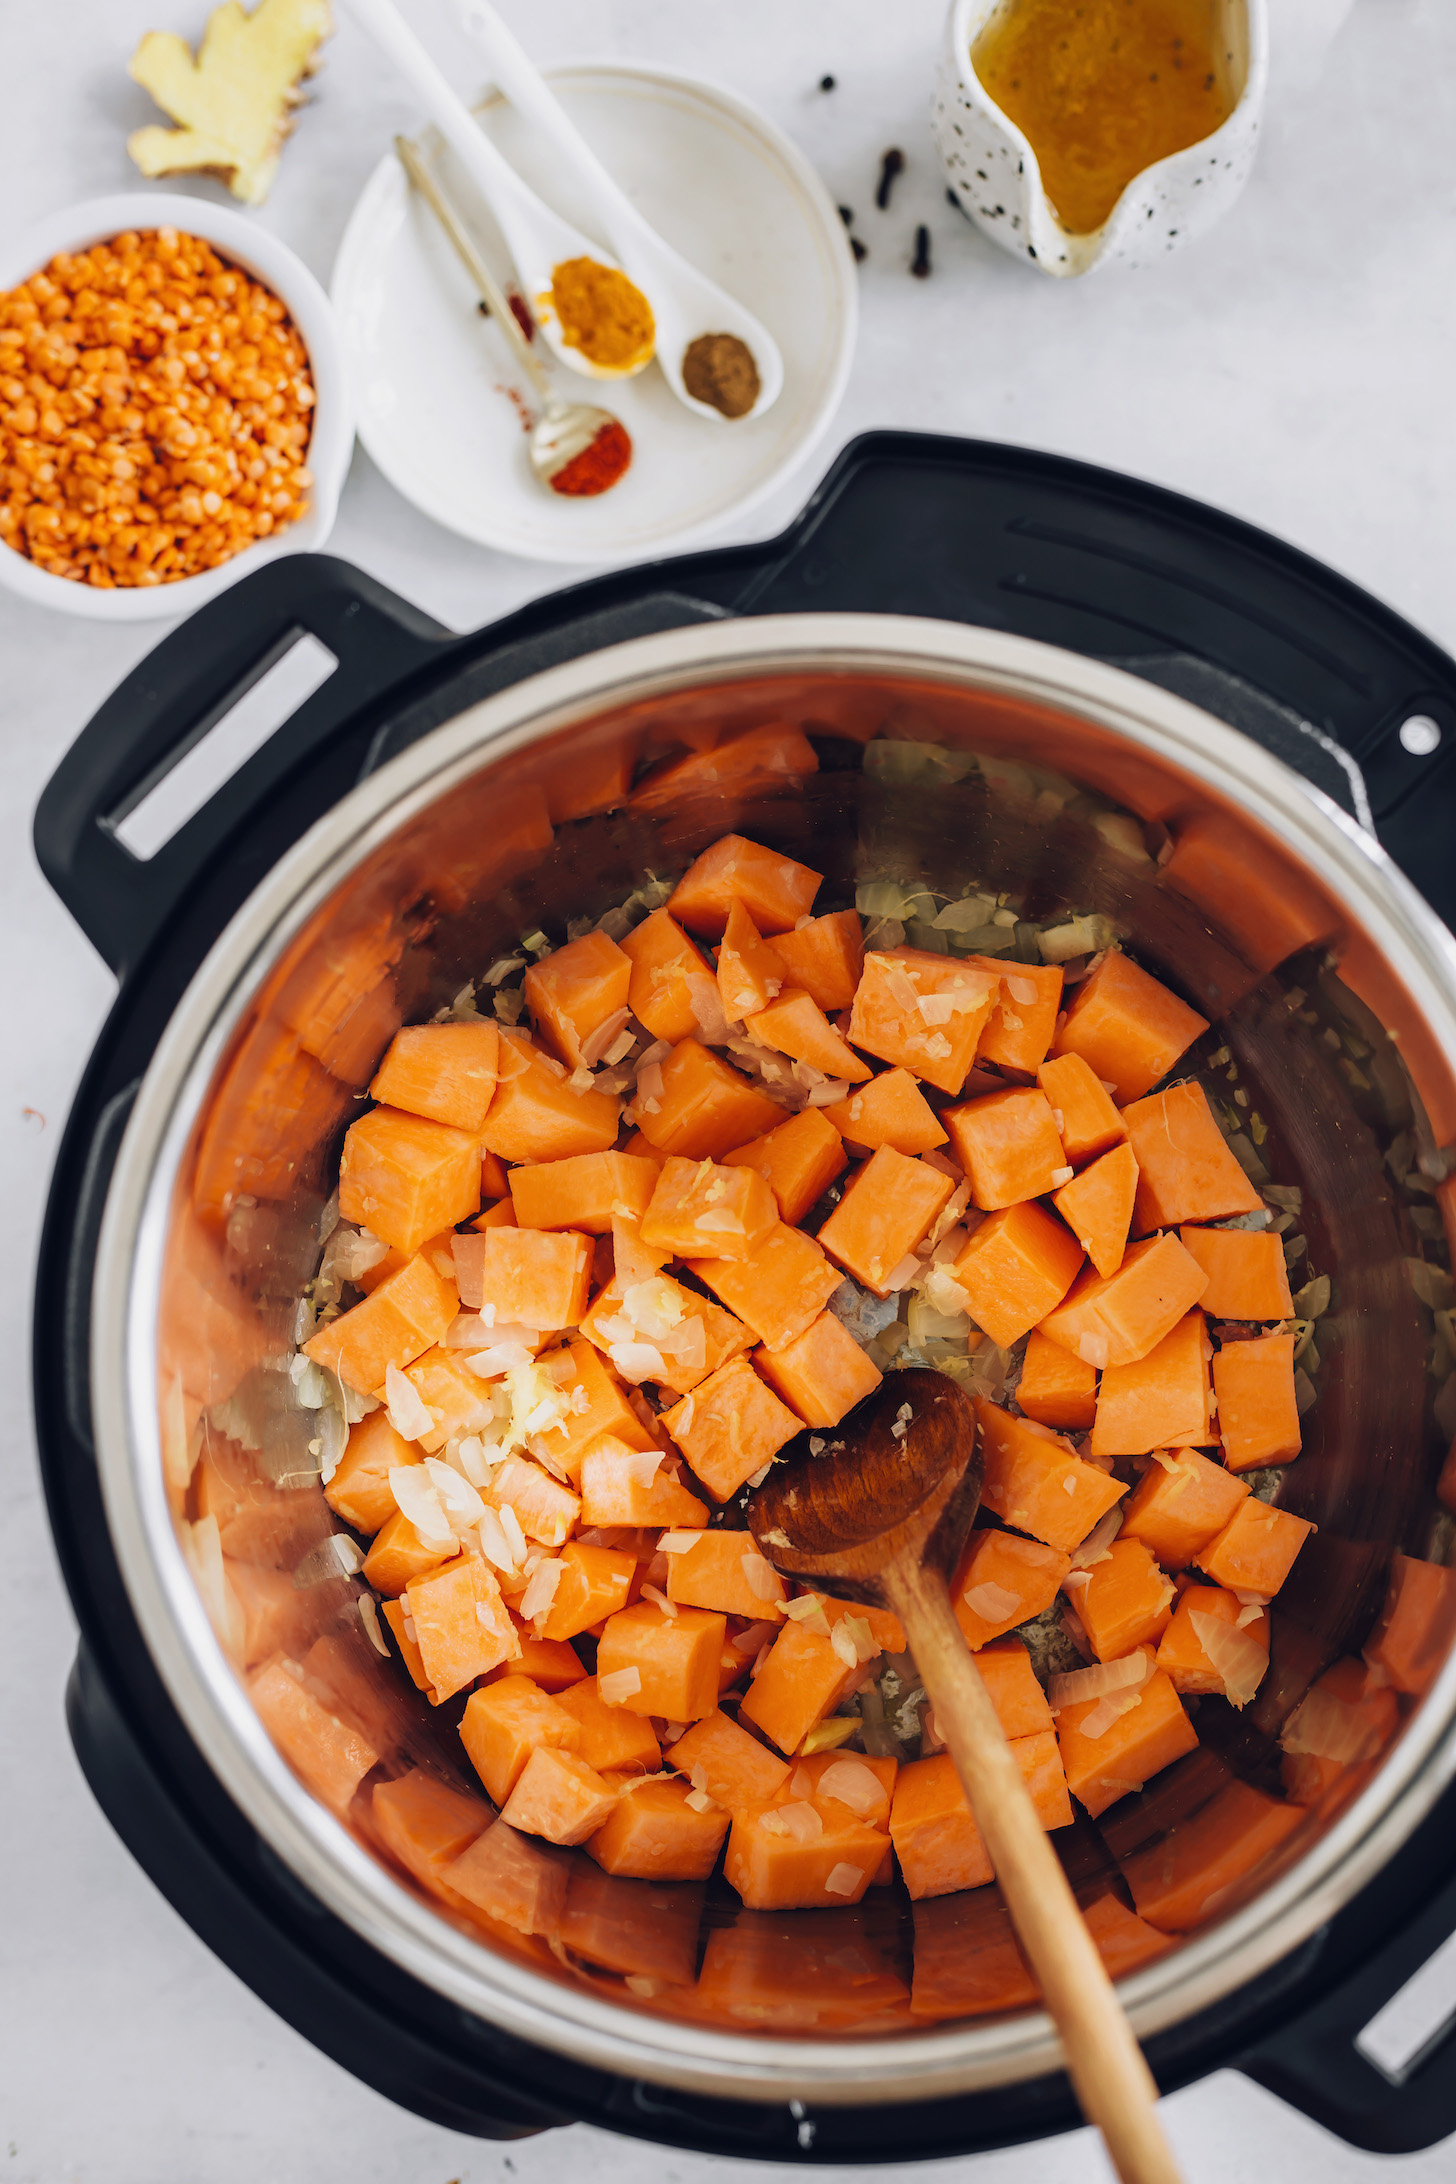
[{"xmin": 682, "ymin": 332, "xmax": 760, "ymax": 418}]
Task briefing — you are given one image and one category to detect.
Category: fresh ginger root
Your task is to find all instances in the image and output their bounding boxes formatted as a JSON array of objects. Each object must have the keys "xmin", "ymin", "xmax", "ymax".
[{"xmin": 127, "ymin": 0, "xmax": 332, "ymax": 205}]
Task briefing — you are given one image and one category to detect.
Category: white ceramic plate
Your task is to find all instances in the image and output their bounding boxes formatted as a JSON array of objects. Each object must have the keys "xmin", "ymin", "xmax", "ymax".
[
  {"xmin": 0, "ymin": 192, "xmax": 353, "ymax": 621},
  {"xmin": 330, "ymin": 64, "xmax": 857, "ymax": 564}
]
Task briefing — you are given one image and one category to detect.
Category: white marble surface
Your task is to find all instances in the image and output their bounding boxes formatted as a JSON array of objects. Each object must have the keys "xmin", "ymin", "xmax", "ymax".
[{"xmin": 3, "ymin": 0, "xmax": 1456, "ymax": 2176}]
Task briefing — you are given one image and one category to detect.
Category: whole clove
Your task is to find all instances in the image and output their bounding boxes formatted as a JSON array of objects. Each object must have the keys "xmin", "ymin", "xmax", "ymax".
[
  {"xmin": 911, "ymin": 224, "xmax": 932, "ymax": 278},
  {"xmin": 819, "ymin": 73, "xmax": 836, "ymax": 91},
  {"xmin": 838, "ymin": 204, "xmax": 855, "ymax": 226},
  {"xmin": 851, "ymin": 236, "xmax": 868, "ymax": 262},
  {"xmin": 875, "ymin": 147, "xmax": 905, "ymax": 210}
]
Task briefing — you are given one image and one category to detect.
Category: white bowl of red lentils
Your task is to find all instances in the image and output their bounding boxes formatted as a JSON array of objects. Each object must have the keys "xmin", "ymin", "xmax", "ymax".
[{"xmin": 0, "ymin": 192, "xmax": 353, "ymax": 619}]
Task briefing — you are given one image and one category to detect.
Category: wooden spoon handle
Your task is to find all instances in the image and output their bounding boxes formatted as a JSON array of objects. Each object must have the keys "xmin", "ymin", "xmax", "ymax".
[{"xmin": 883, "ymin": 1557, "xmax": 1183, "ymax": 2184}]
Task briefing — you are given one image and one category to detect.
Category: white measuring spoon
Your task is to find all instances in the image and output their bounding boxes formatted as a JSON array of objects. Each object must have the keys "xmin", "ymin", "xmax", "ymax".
[
  {"xmin": 451, "ymin": 0, "xmax": 784, "ymax": 423},
  {"xmin": 345, "ymin": 0, "xmax": 653, "ymax": 380}
]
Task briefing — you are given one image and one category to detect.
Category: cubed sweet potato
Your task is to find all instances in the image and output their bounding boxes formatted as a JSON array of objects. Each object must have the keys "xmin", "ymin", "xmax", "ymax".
[
  {"xmin": 1196, "ymin": 1498, "xmax": 1314, "ymax": 1598},
  {"xmin": 1038, "ymin": 1231, "xmax": 1208, "ymax": 1369},
  {"xmin": 722, "ymin": 1107, "xmax": 847, "ymax": 1225},
  {"xmin": 1124, "ymin": 1082, "xmax": 1263, "ymax": 1231},
  {"xmin": 510, "ymin": 1151, "xmax": 658, "ymax": 1235},
  {"xmin": 338, "ymin": 1107, "xmax": 481, "ymax": 1255},
  {"xmin": 767, "ymin": 910, "xmax": 865, "ymax": 1012},
  {"xmin": 667, "ymin": 834, "xmax": 822, "ymax": 938},
  {"xmin": 1036, "ymin": 1051, "xmax": 1127, "ymax": 1166},
  {"xmin": 889, "ymin": 1737, "xmax": 1071, "ymax": 1899},
  {"xmin": 619, "ymin": 908, "xmax": 712, "ymax": 1043},
  {"xmin": 1177, "ymin": 1226, "xmax": 1293, "ymax": 1319},
  {"xmin": 967, "ymin": 958, "xmax": 1064, "ymax": 1073},
  {"xmin": 688, "ymin": 1221, "xmax": 842, "ymax": 1350},
  {"xmin": 663, "ymin": 1531, "xmax": 787, "ymax": 1619},
  {"xmin": 633, "ymin": 1038, "xmax": 784, "ymax": 1160},
  {"xmin": 641, "ymin": 1155, "xmax": 777, "ymax": 1261},
  {"xmin": 1118, "ymin": 1449, "xmax": 1249, "ymax": 1570},
  {"xmin": 817, "ymin": 1146, "xmax": 955, "ymax": 1296},
  {"xmin": 666, "ymin": 1710, "xmax": 791, "ymax": 1811},
  {"xmin": 744, "ymin": 988, "xmax": 872, "ymax": 1083},
  {"xmin": 323, "ymin": 1410, "xmax": 420, "ymax": 1534},
  {"xmin": 1212, "ymin": 1331, "xmax": 1302, "ymax": 1471},
  {"xmin": 1051, "ymin": 951, "xmax": 1209, "ymax": 1105},
  {"xmin": 848, "ymin": 950, "xmax": 1000, "ymax": 1096},
  {"xmin": 590, "ymin": 1776, "xmax": 730, "ymax": 1880},
  {"xmin": 717, "ymin": 897, "xmax": 790, "ymax": 1021},
  {"xmin": 1016, "ymin": 1328, "xmax": 1097, "ymax": 1431},
  {"xmin": 499, "ymin": 1746, "xmax": 620, "ymax": 1845},
  {"xmin": 525, "ymin": 931, "xmax": 633, "ymax": 1070},
  {"xmin": 480, "ymin": 1030, "xmax": 621, "ymax": 1162},
  {"xmin": 1052, "ymin": 1140, "xmax": 1139, "ymax": 1279},
  {"xmin": 595, "ymin": 1602, "xmax": 727, "ymax": 1721},
  {"xmin": 1089, "ymin": 1311, "xmax": 1213, "ymax": 1457},
  {"xmin": 1072, "ymin": 1540, "xmax": 1177, "ymax": 1662},
  {"xmin": 753, "ymin": 1310, "xmax": 883, "ymax": 1430},
  {"xmin": 948, "ymin": 1203, "xmax": 1084, "ymax": 1348},
  {"xmin": 820, "ymin": 1069, "xmax": 947, "ymax": 1156},
  {"xmin": 661, "ymin": 1356, "xmax": 804, "ymax": 1501},
  {"xmin": 1057, "ymin": 1666, "xmax": 1198, "ymax": 1818},
  {"xmin": 473, "ymin": 1226, "xmax": 593, "ymax": 1334},
  {"xmin": 459, "ymin": 1674, "xmax": 582, "ymax": 1803},
  {"xmin": 951, "ymin": 1528, "xmax": 1072, "ymax": 1647},
  {"xmin": 369, "ymin": 1021, "xmax": 500, "ymax": 1134},
  {"xmin": 975, "ymin": 1399, "xmax": 1127, "ymax": 1552},
  {"xmin": 943, "ymin": 1087, "xmax": 1068, "ymax": 1211}
]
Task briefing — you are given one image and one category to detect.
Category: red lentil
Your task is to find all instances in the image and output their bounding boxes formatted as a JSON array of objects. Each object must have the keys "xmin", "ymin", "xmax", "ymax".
[{"xmin": 0, "ymin": 226, "xmax": 315, "ymax": 589}]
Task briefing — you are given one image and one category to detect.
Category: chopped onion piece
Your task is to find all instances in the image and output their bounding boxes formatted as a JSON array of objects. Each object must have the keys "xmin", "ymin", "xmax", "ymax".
[
  {"xmin": 599, "ymin": 1666, "xmax": 642, "ymax": 1706},
  {"xmin": 580, "ymin": 1007, "xmax": 632, "ymax": 1068},
  {"xmin": 476, "ymin": 1506, "xmax": 517, "ymax": 1574},
  {"xmin": 467, "ymin": 1342, "xmax": 537, "ymax": 1377},
  {"xmin": 640, "ymin": 1582, "xmax": 678, "ymax": 1618},
  {"xmin": 659, "ymin": 1530, "xmax": 704, "ymax": 1555},
  {"xmin": 610, "ymin": 1342, "xmax": 670, "ymax": 1383},
  {"xmin": 1077, "ymin": 1690, "xmax": 1147, "ymax": 1740},
  {"xmin": 817, "ymin": 1759, "xmax": 882, "ymax": 1816},
  {"xmin": 684, "ymin": 1787, "xmax": 718, "ymax": 1814},
  {"xmin": 388, "ymin": 1465, "xmax": 455, "ymax": 1552},
  {"xmin": 384, "ymin": 1363, "xmax": 434, "ymax": 1443},
  {"xmin": 767, "ymin": 1800, "xmax": 822, "ymax": 1843},
  {"xmin": 624, "ymin": 1445, "xmax": 666, "ymax": 1488},
  {"xmin": 357, "ymin": 1594, "xmax": 390, "ymax": 1657},
  {"xmin": 824, "ymin": 1862, "xmax": 865, "ymax": 1897},
  {"xmin": 1189, "ymin": 1612, "xmax": 1267, "ymax": 1708},
  {"xmin": 961, "ymin": 1581, "xmax": 1020, "ymax": 1624},
  {"xmin": 1048, "ymin": 1651, "xmax": 1153, "ymax": 1712},
  {"xmin": 741, "ymin": 1552, "xmax": 785, "ymax": 1603},
  {"xmin": 423, "ymin": 1457, "xmax": 486, "ymax": 1529},
  {"xmin": 519, "ymin": 1557, "xmax": 565, "ymax": 1622},
  {"xmin": 1068, "ymin": 1506, "xmax": 1124, "ymax": 1570},
  {"xmin": 1282, "ymin": 1684, "xmax": 1381, "ymax": 1763},
  {"xmin": 498, "ymin": 1503, "xmax": 529, "ymax": 1563}
]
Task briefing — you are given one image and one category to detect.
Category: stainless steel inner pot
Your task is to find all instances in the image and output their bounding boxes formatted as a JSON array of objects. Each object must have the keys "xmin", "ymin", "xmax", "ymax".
[{"xmin": 91, "ymin": 613, "xmax": 1456, "ymax": 2104}]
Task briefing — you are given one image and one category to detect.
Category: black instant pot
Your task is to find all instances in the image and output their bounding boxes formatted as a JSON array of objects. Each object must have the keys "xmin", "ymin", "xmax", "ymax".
[{"xmin": 32, "ymin": 435, "xmax": 1456, "ymax": 2159}]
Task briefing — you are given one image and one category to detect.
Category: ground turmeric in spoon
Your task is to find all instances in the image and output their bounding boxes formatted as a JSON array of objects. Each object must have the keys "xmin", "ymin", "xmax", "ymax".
[
  {"xmin": 972, "ymin": 0, "xmax": 1237, "ymax": 236},
  {"xmin": 547, "ymin": 256, "xmax": 655, "ymax": 373}
]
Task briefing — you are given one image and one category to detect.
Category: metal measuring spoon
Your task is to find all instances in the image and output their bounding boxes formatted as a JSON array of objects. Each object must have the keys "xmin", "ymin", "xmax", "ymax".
[{"xmin": 395, "ymin": 136, "xmax": 628, "ymax": 497}]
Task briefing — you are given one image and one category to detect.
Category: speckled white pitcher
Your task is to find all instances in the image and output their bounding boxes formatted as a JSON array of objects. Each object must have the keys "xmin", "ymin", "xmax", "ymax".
[{"xmin": 933, "ymin": 0, "xmax": 1269, "ymax": 276}]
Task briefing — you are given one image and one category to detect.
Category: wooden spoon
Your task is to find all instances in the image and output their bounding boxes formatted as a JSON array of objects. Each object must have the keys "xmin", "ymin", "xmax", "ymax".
[{"xmin": 748, "ymin": 1367, "xmax": 1182, "ymax": 2184}]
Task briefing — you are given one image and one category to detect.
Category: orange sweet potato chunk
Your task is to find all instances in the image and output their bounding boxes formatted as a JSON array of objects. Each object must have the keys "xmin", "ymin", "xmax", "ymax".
[
  {"xmin": 634, "ymin": 1038, "xmax": 784, "ymax": 1160},
  {"xmin": 399, "ymin": 1344, "xmax": 498, "ymax": 1452},
  {"xmin": 580, "ymin": 1269, "xmax": 754, "ymax": 1398},
  {"xmin": 1121, "ymin": 1780, "xmax": 1303, "ymax": 1930},
  {"xmin": 688, "ymin": 1220, "xmax": 842, "ymax": 1350},
  {"xmin": 1057, "ymin": 1664, "xmax": 1198, "ymax": 1818},
  {"xmin": 525, "ymin": 930, "xmax": 632, "ymax": 1070},
  {"xmin": 248, "ymin": 1656, "xmax": 378, "ymax": 1817},
  {"xmin": 1125, "ymin": 1082, "xmax": 1263, "ymax": 1232},
  {"xmin": 951, "ymin": 1528, "xmax": 1072, "ymax": 1647},
  {"xmin": 369, "ymin": 1020, "xmax": 500, "ymax": 1134},
  {"xmin": 480, "ymin": 1030, "xmax": 621, "ymax": 1162},
  {"xmin": 1017, "ymin": 1328, "xmax": 1097, "ymax": 1431},
  {"xmin": 717, "ymin": 897, "xmax": 791, "ymax": 1021},
  {"xmin": 479, "ymin": 1456, "xmax": 581, "ymax": 1549},
  {"xmin": 486, "ymin": 1632, "xmax": 589, "ymax": 1692},
  {"xmin": 944, "ymin": 1087, "xmax": 1068, "ymax": 1211},
  {"xmin": 1072, "ymin": 1540, "xmax": 1176, "ymax": 1662},
  {"xmin": 510, "ymin": 1151, "xmax": 657, "ymax": 1235},
  {"xmin": 641, "ymin": 1155, "xmax": 777, "ymax": 1261},
  {"xmin": 499, "ymin": 1746, "xmax": 620, "ymax": 1845},
  {"xmin": 976, "ymin": 1638, "xmax": 1055, "ymax": 1740},
  {"xmin": 667, "ymin": 1711, "xmax": 792, "ymax": 1811},
  {"xmin": 975, "ymin": 1399, "xmax": 1127, "ymax": 1553},
  {"xmin": 949, "ymin": 1203, "xmax": 1084, "ymax": 1348},
  {"xmin": 1213, "ymin": 1332, "xmax": 1302, "ymax": 1471},
  {"xmin": 1052, "ymin": 1140, "xmax": 1138, "ymax": 1279},
  {"xmin": 890, "ymin": 1737, "xmax": 1071, "ymax": 1899},
  {"xmin": 362, "ymin": 1509, "xmax": 453, "ymax": 1597},
  {"xmin": 1036, "ymin": 1051, "xmax": 1127, "ymax": 1167},
  {"xmin": 754, "ymin": 1309, "xmax": 883, "ymax": 1430},
  {"xmin": 1177, "ymin": 1226, "xmax": 1293, "ymax": 1319},
  {"xmin": 460, "ymin": 1675, "xmax": 581, "ymax": 1803},
  {"xmin": 554, "ymin": 1676, "xmax": 663, "ymax": 1775},
  {"xmin": 619, "ymin": 908, "xmax": 711, "ymax": 1044},
  {"xmin": 1089, "ymin": 1311, "xmax": 1213, "ymax": 1457},
  {"xmin": 304, "ymin": 1251, "xmax": 458, "ymax": 1396},
  {"xmin": 663, "ymin": 1531, "xmax": 787, "ymax": 1619},
  {"xmin": 820, "ymin": 1068, "xmax": 947, "ymax": 1156},
  {"xmin": 725, "ymin": 1804, "xmax": 884, "ymax": 1909},
  {"xmin": 767, "ymin": 910, "xmax": 865, "ymax": 1013},
  {"xmin": 533, "ymin": 1340, "xmax": 658, "ymax": 1484},
  {"xmin": 407, "ymin": 1553, "xmax": 520, "ymax": 1702},
  {"xmin": 372, "ymin": 1770, "xmax": 490, "ymax": 1897},
  {"xmin": 744, "ymin": 989, "xmax": 872, "ymax": 1083},
  {"xmin": 596, "ymin": 1602, "xmax": 727, "ymax": 1721},
  {"xmin": 474, "ymin": 1226, "xmax": 593, "ymax": 1332},
  {"xmin": 817, "ymin": 1146, "xmax": 955, "ymax": 1296},
  {"xmin": 590, "ymin": 1776, "xmax": 730, "ymax": 1880},
  {"xmin": 578, "ymin": 1442, "xmax": 709, "ymax": 1529},
  {"xmin": 1052, "ymin": 950, "xmax": 1210, "ymax": 1105},
  {"xmin": 541, "ymin": 1541, "xmax": 637, "ymax": 1640},
  {"xmin": 738, "ymin": 1621, "xmax": 855, "ymax": 1755},
  {"xmin": 722, "ymin": 1108, "xmax": 847, "ymax": 1225},
  {"xmin": 1364, "ymin": 1553, "xmax": 1456, "ymax": 1695},
  {"xmin": 324, "ymin": 1410, "xmax": 420, "ymax": 1534},
  {"xmin": 1118, "ymin": 1449, "xmax": 1249, "ymax": 1569},
  {"xmin": 1155, "ymin": 1585, "xmax": 1268, "ymax": 1697},
  {"xmin": 667, "ymin": 834, "xmax": 822, "ymax": 938},
  {"xmin": 1196, "ymin": 1498, "xmax": 1314, "ymax": 1597},
  {"xmin": 966, "ymin": 957, "xmax": 1064, "ymax": 1073},
  {"xmin": 338, "ymin": 1107, "xmax": 481, "ymax": 1255},
  {"xmin": 1038, "ymin": 1231, "xmax": 1208, "ymax": 1370},
  {"xmin": 662, "ymin": 1356, "xmax": 804, "ymax": 1501},
  {"xmin": 848, "ymin": 950, "xmax": 1000, "ymax": 1096}
]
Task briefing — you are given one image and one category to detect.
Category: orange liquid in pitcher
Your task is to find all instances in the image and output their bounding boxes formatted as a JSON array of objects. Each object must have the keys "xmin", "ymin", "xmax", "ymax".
[{"xmin": 971, "ymin": 0, "xmax": 1237, "ymax": 235}]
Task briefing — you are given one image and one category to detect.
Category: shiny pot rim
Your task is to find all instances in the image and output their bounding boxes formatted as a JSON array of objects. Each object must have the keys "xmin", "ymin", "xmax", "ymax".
[{"xmin": 91, "ymin": 612, "xmax": 1456, "ymax": 2105}]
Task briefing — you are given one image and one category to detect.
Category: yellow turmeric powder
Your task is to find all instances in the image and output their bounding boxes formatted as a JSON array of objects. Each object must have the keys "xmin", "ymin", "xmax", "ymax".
[{"xmin": 547, "ymin": 256, "xmax": 655, "ymax": 373}]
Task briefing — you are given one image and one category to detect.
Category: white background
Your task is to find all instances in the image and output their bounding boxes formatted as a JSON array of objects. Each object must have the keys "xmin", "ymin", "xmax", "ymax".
[{"xmin": 4, "ymin": 0, "xmax": 1455, "ymax": 2177}]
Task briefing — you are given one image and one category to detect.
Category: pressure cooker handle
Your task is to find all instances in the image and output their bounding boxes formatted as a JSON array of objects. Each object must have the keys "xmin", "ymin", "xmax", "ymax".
[
  {"xmin": 1237, "ymin": 1779, "xmax": 1456, "ymax": 2155},
  {"xmin": 34, "ymin": 555, "xmax": 453, "ymax": 980}
]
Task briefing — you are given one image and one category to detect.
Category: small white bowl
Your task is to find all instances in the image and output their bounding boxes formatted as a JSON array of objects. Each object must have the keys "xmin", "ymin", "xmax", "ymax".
[
  {"xmin": 933, "ymin": 0, "xmax": 1268, "ymax": 277},
  {"xmin": 0, "ymin": 192, "xmax": 354, "ymax": 620}
]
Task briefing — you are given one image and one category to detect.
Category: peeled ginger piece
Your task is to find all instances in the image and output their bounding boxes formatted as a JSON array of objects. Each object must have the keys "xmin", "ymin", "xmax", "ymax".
[{"xmin": 128, "ymin": 0, "xmax": 332, "ymax": 206}]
